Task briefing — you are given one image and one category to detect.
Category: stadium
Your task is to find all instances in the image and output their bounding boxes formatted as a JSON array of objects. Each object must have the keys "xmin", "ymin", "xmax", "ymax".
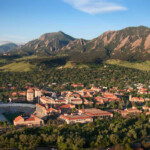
[{"xmin": 0, "ymin": 103, "xmax": 36, "ymax": 123}]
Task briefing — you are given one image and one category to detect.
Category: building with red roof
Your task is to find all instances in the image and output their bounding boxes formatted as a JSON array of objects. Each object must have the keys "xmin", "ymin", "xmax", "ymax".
[
  {"xmin": 94, "ymin": 97, "xmax": 105, "ymax": 105},
  {"xmin": 138, "ymin": 88, "xmax": 148, "ymax": 94},
  {"xmin": 40, "ymin": 96, "xmax": 55, "ymax": 104},
  {"xmin": 57, "ymin": 104, "xmax": 75, "ymax": 109},
  {"xmin": 56, "ymin": 104, "xmax": 75, "ymax": 113},
  {"xmin": 60, "ymin": 114, "xmax": 93, "ymax": 124},
  {"xmin": 14, "ymin": 115, "xmax": 44, "ymax": 127},
  {"xmin": 118, "ymin": 107, "xmax": 142, "ymax": 117},
  {"xmin": 55, "ymin": 99, "xmax": 66, "ymax": 104},
  {"xmin": 146, "ymin": 111, "xmax": 150, "ymax": 116},
  {"xmin": 79, "ymin": 108, "xmax": 113, "ymax": 118},
  {"xmin": 27, "ymin": 88, "xmax": 34, "ymax": 102},
  {"xmin": 69, "ymin": 98, "xmax": 83, "ymax": 105},
  {"xmin": 35, "ymin": 104, "xmax": 61, "ymax": 119},
  {"xmin": 130, "ymin": 97, "xmax": 145, "ymax": 103},
  {"xmin": 71, "ymin": 83, "xmax": 84, "ymax": 88},
  {"xmin": 102, "ymin": 92, "xmax": 119, "ymax": 101}
]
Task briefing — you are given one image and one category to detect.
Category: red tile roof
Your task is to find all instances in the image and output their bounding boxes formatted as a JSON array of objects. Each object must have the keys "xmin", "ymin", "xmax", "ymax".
[
  {"xmin": 72, "ymin": 99, "xmax": 82, "ymax": 101},
  {"xmin": 24, "ymin": 117, "xmax": 35, "ymax": 121},
  {"xmin": 47, "ymin": 107, "xmax": 55, "ymax": 112},
  {"xmin": 31, "ymin": 114, "xmax": 38, "ymax": 118},
  {"xmin": 40, "ymin": 97, "xmax": 49, "ymax": 101},
  {"xmin": 14, "ymin": 116, "xmax": 23, "ymax": 122},
  {"xmin": 55, "ymin": 100, "xmax": 66, "ymax": 103},
  {"xmin": 60, "ymin": 114, "xmax": 92, "ymax": 120},
  {"xmin": 58, "ymin": 104, "xmax": 72, "ymax": 109},
  {"xmin": 80, "ymin": 108, "xmax": 113, "ymax": 117},
  {"xmin": 27, "ymin": 88, "xmax": 34, "ymax": 93},
  {"xmin": 36, "ymin": 103, "xmax": 45, "ymax": 108}
]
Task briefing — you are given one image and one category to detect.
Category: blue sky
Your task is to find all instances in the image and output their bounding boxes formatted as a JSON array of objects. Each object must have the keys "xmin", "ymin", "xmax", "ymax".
[{"xmin": 0, "ymin": 0, "xmax": 150, "ymax": 44}]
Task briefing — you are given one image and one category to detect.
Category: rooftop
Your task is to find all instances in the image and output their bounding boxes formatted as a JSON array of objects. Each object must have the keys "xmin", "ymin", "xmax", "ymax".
[
  {"xmin": 79, "ymin": 108, "xmax": 112, "ymax": 116},
  {"xmin": 60, "ymin": 114, "xmax": 92, "ymax": 120},
  {"xmin": 27, "ymin": 88, "xmax": 34, "ymax": 93}
]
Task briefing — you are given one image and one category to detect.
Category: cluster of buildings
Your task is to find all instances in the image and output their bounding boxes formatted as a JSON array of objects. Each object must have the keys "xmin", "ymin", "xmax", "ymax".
[
  {"xmin": 11, "ymin": 82, "xmax": 150, "ymax": 127},
  {"xmin": 13, "ymin": 86, "xmax": 116, "ymax": 126},
  {"xmin": 9, "ymin": 88, "xmax": 42, "ymax": 103},
  {"xmin": 117, "ymin": 107, "xmax": 142, "ymax": 117},
  {"xmin": 57, "ymin": 108, "xmax": 113, "ymax": 124},
  {"xmin": 129, "ymin": 95, "xmax": 150, "ymax": 103}
]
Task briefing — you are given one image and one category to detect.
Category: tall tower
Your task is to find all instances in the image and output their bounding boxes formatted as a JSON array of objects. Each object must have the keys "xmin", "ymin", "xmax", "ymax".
[
  {"xmin": 35, "ymin": 89, "xmax": 41, "ymax": 98},
  {"xmin": 27, "ymin": 88, "xmax": 34, "ymax": 102},
  {"xmin": 129, "ymin": 95, "xmax": 132, "ymax": 101}
]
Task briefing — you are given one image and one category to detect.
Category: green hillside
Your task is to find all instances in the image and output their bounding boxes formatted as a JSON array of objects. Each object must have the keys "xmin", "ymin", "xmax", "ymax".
[
  {"xmin": 106, "ymin": 59, "xmax": 150, "ymax": 71},
  {"xmin": 0, "ymin": 61, "xmax": 36, "ymax": 72},
  {"xmin": 15, "ymin": 55, "xmax": 39, "ymax": 61},
  {"xmin": 0, "ymin": 43, "xmax": 18, "ymax": 53}
]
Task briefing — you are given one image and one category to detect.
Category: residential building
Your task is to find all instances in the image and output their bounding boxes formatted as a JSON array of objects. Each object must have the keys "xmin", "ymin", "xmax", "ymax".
[
  {"xmin": 142, "ymin": 106, "xmax": 150, "ymax": 111},
  {"xmin": 83, "ymin": 98, "xmax": 94, "ymax": 105},
  {"xmin": 56, "ymin": 104, "xmax": 75, "ymax": 113},
  {"xmin": 68, "ymin": 97, "xmax": 83, "ymax": 105},
  {"xmin": 55, "ymin": 99, "xmax": 67, "ymax": 104},
  {"xmin": 9, "ymin": 97, "xmax": 26, "ymax": 103},
  {"xmin": 94, "ymin": 97, "xmax": 105, "ymax": 105},
  {"xmin": 138, "ymin": 88, "xmax": 148, "ymax": 94},
  {"xmin": 146, "ymin": 111, "xmax": 150, "ymax": 116},
  {"xmin": 40, "ymin": 96, "xmax": 55, "ymax": 104},
  {"xmin": 91, "ymin": 87, "xmax": 101, "ymax": 92},
  {"xmin": 118, "ymin": 107, "xmax": 142, "ymax": 117},
  {"xmin": 61, "ymin": 91, "xmax": 73, "ymax": 97},
  {"xmin": 71, "ymin": 83, "xmax": 84, "ymax": 88},
  {"xmin": 102, "ymin": 92, "xmax": 120, "ymax": 101},
  {"xmin": 129, "ymin": 96, "xmax": 145, "ymax": 103},
  {"xmin": 40, "ymin": 96, "xmax": 67, "ymax": 105}
]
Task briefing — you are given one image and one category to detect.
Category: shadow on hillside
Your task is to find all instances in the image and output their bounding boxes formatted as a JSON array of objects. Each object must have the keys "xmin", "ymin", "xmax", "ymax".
[{"xmin": 41, "ymin": 57, "xmax": 68, "ymax": 67}]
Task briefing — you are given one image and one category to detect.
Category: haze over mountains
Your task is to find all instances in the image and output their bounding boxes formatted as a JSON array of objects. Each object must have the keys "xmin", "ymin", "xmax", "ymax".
[
  {"xmin": 0, "ymin": 43, "xmax": 18, "ymax": 53},
  {"xmin": 10, "ymin": 26, "xmax": 150, "ymax": 61}
]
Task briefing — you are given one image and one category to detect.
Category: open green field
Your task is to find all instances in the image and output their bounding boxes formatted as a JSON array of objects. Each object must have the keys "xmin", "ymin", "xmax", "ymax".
[
  {"xmin": 15, "ymin": 55, "xmax": 62, "ymax": 61},
  {"xmin": 106, "ymin": 59, "xmax": 150, "ymax": 71},
  {"xmin": 0, "ymin": 61, "xmax": 36, "ymax": 72},
  {"xmin": 15, "ymin": 55, "xmax": 39, "ymax": 61},
  {"xmin": 0, "ymin": 59, "xmax": 9, "ymax": 63}
]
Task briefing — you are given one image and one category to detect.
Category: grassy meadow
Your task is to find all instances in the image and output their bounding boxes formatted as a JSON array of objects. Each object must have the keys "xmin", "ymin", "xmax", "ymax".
[
  {"xmin": 0, "ymin": 61, "xmax": 36, "ymax": 72},
  {"xmin": 106, "ymin": 59, "xmax": 150, "ymax": 71}
]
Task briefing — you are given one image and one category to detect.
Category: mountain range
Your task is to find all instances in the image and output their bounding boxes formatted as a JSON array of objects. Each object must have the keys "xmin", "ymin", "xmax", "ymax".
[
  {"xmin": 0, "ymin": 43, "xmax": 18, "ymax": 53},
  {"xmin": 10, "ymin": 26, "xmax": 150, "ymax": 61}
]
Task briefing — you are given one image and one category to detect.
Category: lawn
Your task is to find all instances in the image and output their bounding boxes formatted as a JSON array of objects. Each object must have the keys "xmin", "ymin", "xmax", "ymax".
[
  {"xmin": 0, "ymin": 61, "xmax": 36, "ymax": 72},
  {"xmin": 106, "ymin": 59, "xmax": 150, "ymax": 71},
  {"xmin": 15, "ymin": 55, "xmax": 39, "ymax": 61},
  {"xmin": 0, "ymin": 59, "xmax": 8, "ymax": 63}
]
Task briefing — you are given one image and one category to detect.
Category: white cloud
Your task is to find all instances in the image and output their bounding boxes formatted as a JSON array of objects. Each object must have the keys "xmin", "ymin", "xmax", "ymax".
[
  {"xmin": 63, "ymin": 0, "xmax": 127, "ymax": 14},
  {"xmin": 0, "ymin": 35, "xmax": 27, "ymax": 44},
  {"xmin": 0, "ymin": 41, "xmax": 11, "ymax": 46}
]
